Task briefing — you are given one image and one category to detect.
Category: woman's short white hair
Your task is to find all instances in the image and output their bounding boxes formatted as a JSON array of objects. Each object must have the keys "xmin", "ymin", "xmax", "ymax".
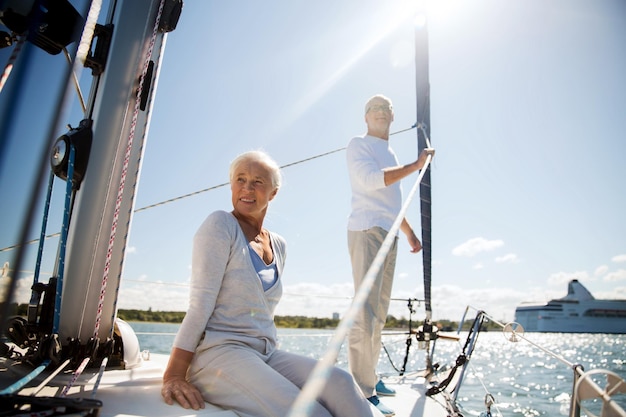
[{"xmin": 229, "ymin": 150, "xmax": 282, "ymax": 189}]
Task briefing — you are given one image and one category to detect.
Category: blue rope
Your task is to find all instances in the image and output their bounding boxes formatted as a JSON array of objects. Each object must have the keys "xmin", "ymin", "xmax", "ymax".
[
  {"xmin": 53, "ymin": 144, "xmax": 76, "ymax": 334},
  {"xmin": 1, "ymin": 149, "xmax": 76, "ymax": 395},
  {"xmin": 0, "ymin": 359, "xmax": 51, "ymax": 395}
]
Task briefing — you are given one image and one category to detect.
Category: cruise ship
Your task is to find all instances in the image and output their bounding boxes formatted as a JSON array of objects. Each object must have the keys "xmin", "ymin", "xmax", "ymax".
[{"xmin": 514, "ymin": 279, "xmax": 626, "ymax": 333}]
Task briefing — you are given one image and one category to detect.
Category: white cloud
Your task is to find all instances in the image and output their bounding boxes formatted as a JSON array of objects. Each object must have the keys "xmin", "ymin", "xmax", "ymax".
[
  {"xmin": 5, "ymin": 274, "xmax": 587, "ymax": 326},
  {"xmin": 1, "ymin": 275, "xmax": 35, "ymax": 305},
  {"xmin": 595, "ymin": 286, "xmax": 626, "ymax": 300},
  {"xmin": 277, "ymin": 282, "xmax": 355, "ymax": 318},
  {"xmin": 495, "ymin": 253, "xmax": 519, "ymax": 264},
  {"xmin": 547, "ymin": 271, "xmax": 589, "ymax": 287},
  {"xmin": 429, "ymin": 284, "xmax": 527, "ymax": 323},
  {"xmin": 278, "ymin": 282, "xmax": 529, "ymax": 323},
  {"xmin": 117, "ymin": 280, "xmax": 190, "ymax": 311},
  {"xmin": 396, "ymin": 271, "xmax": 410, "ymax": 281},
  {"xmin": 611, "ymin": 254, "xmax": 626, "ymax": 263},
  {"xmin": 472, "ymin": 263, "xmax": 484, "ymax": 270},
  {"xmin": 594, "ymin": 265, "xmax": 609, "ymax": 277},
  {"xmin": 604, "ymin": 269, "xmax": 626, "ymax": 282},
  {"xmin": 452, "ymin": 237, "xmax": 504, "ymax": 257}
]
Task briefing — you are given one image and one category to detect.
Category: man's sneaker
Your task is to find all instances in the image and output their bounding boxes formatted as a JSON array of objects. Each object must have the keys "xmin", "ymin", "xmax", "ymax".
[
  {"xmin": 367, "ymin": 395, "xmax": 395, "ymax": 416},
  {"xmin": 376, "ymin": 379, "xmax": 396, "ymax": 397}
]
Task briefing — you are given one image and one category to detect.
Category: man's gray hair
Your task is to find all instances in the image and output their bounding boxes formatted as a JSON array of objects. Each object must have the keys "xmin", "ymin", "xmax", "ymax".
[{"xmin": 364, "ymin": 94, "xmax": 393, "ymax": 115}]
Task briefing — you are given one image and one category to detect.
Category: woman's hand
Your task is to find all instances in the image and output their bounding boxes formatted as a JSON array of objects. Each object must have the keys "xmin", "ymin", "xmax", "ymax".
[
  {"xmin": 162, "ymin": 376, "xmax": 205, "ymax": 410},
  {"xmin": 162, "ymin": 347, "xmax": 205, "ymax": 410}
]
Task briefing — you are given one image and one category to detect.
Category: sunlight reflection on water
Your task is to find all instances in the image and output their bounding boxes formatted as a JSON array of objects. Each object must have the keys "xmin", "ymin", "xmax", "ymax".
[{"xmin": 130, "ymin": 323, "xmax": 626, "ymax": 416}]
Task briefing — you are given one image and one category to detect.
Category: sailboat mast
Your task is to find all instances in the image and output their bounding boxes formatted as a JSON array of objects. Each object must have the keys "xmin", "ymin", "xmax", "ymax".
[
  {"xmin": 58, "ymin": 0, "xmax": 172, "ymax": 345},
  {"xmin": 415, "ymin": 17, "xmax": 432, "ymax": 319}
]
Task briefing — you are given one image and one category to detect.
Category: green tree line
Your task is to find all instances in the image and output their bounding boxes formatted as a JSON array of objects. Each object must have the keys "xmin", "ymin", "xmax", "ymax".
[
  {"xmin": 9, "ymin": 304, "xmax": 501, "ymax": 331},
  {"xmin": 115, "ymin": 308, "xmax": 498, "ymax": 331}
]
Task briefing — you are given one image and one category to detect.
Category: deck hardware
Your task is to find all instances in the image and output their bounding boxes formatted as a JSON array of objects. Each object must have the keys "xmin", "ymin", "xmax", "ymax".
[
  {"xmin": 159, "ymin": 0, "xmax": 183, "ymax": 33},
  {"xmin": 50, "ymin": 119, "xmax": 92, "ymax": 189},
  {"xmin": 0, "ymin": 0, "xmax": 84, "ymax": 55},
  {"xmin": 84, "ymin": 23, "xmax": 113, "ymax": 76}
]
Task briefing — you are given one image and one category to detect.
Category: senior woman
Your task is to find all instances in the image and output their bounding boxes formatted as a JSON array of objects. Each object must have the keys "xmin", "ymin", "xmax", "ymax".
[{"xmin": 161, "ymin": 150, "xmax": 382, "ymax": 417}]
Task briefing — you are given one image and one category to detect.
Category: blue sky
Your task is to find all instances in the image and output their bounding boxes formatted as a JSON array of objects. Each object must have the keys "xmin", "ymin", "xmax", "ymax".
[{"xmin": 1, "ymin": 0, "xmax": 625, "ymax": 323}]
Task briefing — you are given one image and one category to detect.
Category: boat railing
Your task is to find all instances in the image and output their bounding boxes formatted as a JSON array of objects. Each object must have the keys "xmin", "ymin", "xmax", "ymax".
[{"xmin": 455, "ymin": 306, "xmax": 626, "ymax": 417}]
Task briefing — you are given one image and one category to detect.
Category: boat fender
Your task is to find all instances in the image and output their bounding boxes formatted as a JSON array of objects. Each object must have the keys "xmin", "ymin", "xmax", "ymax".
[{"xmin": 114, "ymin": 318, "xmax": 142, "ymax": 369}]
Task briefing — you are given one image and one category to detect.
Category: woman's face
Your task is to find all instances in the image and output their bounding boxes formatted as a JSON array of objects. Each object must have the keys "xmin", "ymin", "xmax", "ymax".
[{"xmin": 231, "ymin": 159, "xmax": 278, "ymax": 218}]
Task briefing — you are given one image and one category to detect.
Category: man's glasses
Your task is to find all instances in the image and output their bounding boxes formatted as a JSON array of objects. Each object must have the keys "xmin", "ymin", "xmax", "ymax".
[{"xmin": 367, "ymin": 105, "xmax": 393, "ymax": 113}]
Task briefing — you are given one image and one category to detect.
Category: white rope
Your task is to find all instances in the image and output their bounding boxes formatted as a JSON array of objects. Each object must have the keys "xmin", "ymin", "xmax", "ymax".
[
  {"xmin": 90, "ymin": 357, "xmax": 109, "ymax": 399},
  {"xmin": 286, "ymin": 151, "xmax": 433, "ymax": 417},
  {"xmin": 0, "ymin": 34, "xmax": 26, "ymax": 94},
  {"xmin": 60, "ymin": 357, "xmax": 90, "ymax": 397},
  {"xmin": 31, "ymin": 359, "xmax": 71, "ymax": 396},
  {"xmin": 62, "ymin": 48, "xmax": 87, "ymax": 113}
]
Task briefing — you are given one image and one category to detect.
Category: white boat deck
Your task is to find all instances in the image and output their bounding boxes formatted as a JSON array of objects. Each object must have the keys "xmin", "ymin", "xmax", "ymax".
[
  {"xmin": 1, "ymin": 353, "xmax": 458, "ymax": 417},
  {"xmin": 374, "ymin": 375, "xmax": 459, "ymax": 417}
]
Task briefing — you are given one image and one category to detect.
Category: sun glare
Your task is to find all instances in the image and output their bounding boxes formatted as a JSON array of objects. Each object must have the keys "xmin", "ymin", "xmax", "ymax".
[
  {"xmin": 280, "ymin": 0, "xmax": 464, "ymax": 136},
  {"xmin": 411, "ymin": 0, "xmax": 465, "ymax": 22}
]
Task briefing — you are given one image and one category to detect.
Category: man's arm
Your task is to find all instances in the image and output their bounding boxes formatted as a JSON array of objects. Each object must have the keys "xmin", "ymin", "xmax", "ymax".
[
  {"xmin": 383, "ymin": 148, "xmax": 434, "ymax": 186},
  {"xmin": 400, "ymin": 218, "xmax": 422, "ymax": 253}
]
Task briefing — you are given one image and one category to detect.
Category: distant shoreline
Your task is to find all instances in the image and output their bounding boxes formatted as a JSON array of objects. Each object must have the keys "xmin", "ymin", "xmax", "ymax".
[
  {"xmin": 117, "ymin": 309, "xmax": 485, "ymax": 331},
  {"xmin": 8, "ymin": 305, "xmax": 490, "ymax": 330}
]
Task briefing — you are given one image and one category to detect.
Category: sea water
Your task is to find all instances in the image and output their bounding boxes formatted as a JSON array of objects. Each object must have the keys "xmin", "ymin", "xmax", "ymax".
[{"xmin": 129, "ymin": 322, "xmax": 626, "ymax": 416}]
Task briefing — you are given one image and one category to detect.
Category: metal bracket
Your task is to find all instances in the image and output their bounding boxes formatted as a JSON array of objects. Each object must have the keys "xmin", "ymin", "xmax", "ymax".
[{"xmin": 84, "ymin": 23, "xmax": 113, "ymax": 76}]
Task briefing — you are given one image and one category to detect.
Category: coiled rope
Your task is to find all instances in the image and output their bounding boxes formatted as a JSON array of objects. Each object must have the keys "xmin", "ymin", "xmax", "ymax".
[{"xmin": 286, "ymin": 128, "xmax": 433, "ymax": 417}]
